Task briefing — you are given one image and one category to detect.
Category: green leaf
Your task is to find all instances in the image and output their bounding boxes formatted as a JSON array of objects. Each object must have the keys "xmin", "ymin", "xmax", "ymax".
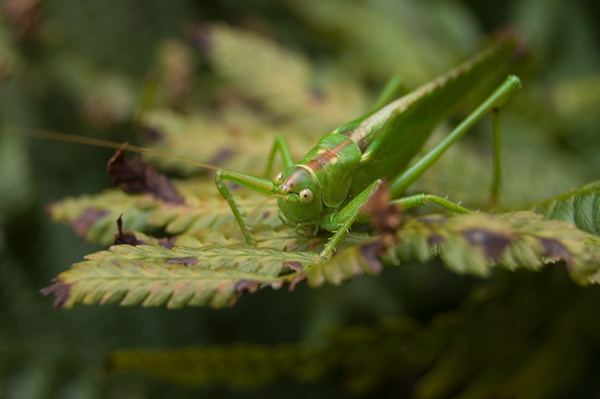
[
  {"xmin": 198, "ymin": 24, "xmax": 367, "ymax": 129},
  {"xmin": 287, "ymin": 0, "xmax": 470, "ymax": 83},
  {"xmin": 313, "ymin": 211, "xmax": 600, "ymax": 287},
  {"xmin": 386, "ymin": 211, "xmax": 600, "ymax": 283},
  {"xmin": 41, "ymin": 244, "xmax": 316, "ymax": 309},
  {"xmin": 107, "ymin": 318, "xmax": 420, "ymax": 391},
  {"xmin": 47, "ymin": 179, "xmax": 282, "ymax": 245},
  {"xmin": 139, "ymin": 108, "xmax": 320, "ymax": 176},
  {"xmin": 531, "ymin": 180, "xmax": 600, "ymax": 236},
  {"xmin": 109, "ymin": 343, "xmax": 332, "ymax": 388},
  {"xmin": 301, "ymin": 242, "xmax": 383, "ymax": 287},
  {"xmin": 106, "ymin": 275, "xmax": 598, "ymax": 396},
  {"xmin": 43, "ymin": 210, "xmax": 600, "ymax": 309}
]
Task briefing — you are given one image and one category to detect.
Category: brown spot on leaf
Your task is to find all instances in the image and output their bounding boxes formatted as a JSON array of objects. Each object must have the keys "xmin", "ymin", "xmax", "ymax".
[
  {"xmin": 288, "ymin": 274, "xmax": 307, "ymax": 292},
  {"xmin": 113, "ymin": 215, "xmax": 144, "ymax": 246},
  {"xmin": 71, "ymin": 208, "xmax": 108, "ymax": 237},
  {"xmin": 234, "ymin": 280, "xmax": 262, "ymax": 294},
  {"xmin": 164, "ymin": 257, "xmax": 198, "ymax": 266},
  {"xmin": 462, "ymin": 229, "xmax": 511, "ymax": 260},
  {"xmin": 359, "ymin": 241, "xmax": 385, "ymax": 274},
  {"xmin": 540, "ymin": 238, "xmax": 573, "ymax": 270},
  {"xmin": 365, "ymin": 182, "xmax": 402, "ymax": 247},
  {"xmin": 40, "ymin": 282, "xmax": 71, "ymax": 308},
  {"xmin": 157, "ymin": 237, "xmax": 177, "ymax": 249},
  {"xmin": 107, "ymin": 146, "xmax": 184, "ymax": 204},
  {"xmin": 428, "ymin": 234, "xmax": 444, "ymax": 246},
  {"xmin": 283, "ymin": 261, "xmax": 303, "ymax": 272}
]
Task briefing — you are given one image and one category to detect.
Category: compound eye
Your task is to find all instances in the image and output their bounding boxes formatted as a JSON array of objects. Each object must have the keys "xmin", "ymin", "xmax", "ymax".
[
  {"xmin": 273, "ymin": 173, "xmax": 284, "ymax": 186},
  {"xmin": 299, "ymin": 188, "xmax": 313, "ymax": 204}
]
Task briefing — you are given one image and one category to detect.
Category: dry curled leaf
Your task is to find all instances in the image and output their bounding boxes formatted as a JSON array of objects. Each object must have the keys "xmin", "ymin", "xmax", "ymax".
[
  {"xmin": 113, "ymin": 215, "xmax": 144, "ymax": 246},
  {"xmin": 107, "ymin": 146, "xmax": 184, "ymax": 204}
]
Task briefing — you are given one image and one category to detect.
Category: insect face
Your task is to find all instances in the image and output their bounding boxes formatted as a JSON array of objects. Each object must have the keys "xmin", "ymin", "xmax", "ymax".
[{"xmin": 274, "ymin": 166, "xmax": 322, "ymax": 223}]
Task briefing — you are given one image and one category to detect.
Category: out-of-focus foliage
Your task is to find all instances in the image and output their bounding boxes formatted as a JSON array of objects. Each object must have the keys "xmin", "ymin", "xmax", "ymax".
[
  {"xmin": 3, "ymin": 0, "xmax": 600, "ymax": 398},
  {"xmin": 109, "ymin": 269, "xmax": 600, "ymax": 398}
]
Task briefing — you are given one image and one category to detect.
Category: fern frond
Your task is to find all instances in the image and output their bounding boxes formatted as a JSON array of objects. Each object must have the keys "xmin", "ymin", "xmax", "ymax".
[
  {"xmin": 41, "ymin": 244, "xmax": 317, "ymax": 309},
  {"xmin": 44, "ymin": 209, "xmax": 600, "ymax": 309},
  {"xmin": 531, "ymin": 180, "xmax": 600, "ymax": 236},
  {"xmin": 109, "ymin": 343, "xmax": 331, "ymax": 388},
  {"xmin": 106, "ymin": 276, "xmax": 600, "ymax": 396},
  {"xmin": 197, "ymin": 24, "xmax": 366, "ymax": 129},
  {"xmin": 387, "ymin": 211, "xmax": 600, "ymax": 283},
  {"xmin": 287, "ymin": 0, "xmax": 462, "ymax": 84},
  {"xmin": 47, "ymin": 179, "xmax": 282, "ymax": 245},
  {"xmin": 139, "ymin": 108, "xmax": 319, "ymax": 176}
]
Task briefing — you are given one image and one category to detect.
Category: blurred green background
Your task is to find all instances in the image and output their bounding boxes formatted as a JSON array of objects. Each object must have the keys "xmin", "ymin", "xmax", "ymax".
[{"xmin": 2, "ymin": 0, "xmax": 600, "ymax": 397}]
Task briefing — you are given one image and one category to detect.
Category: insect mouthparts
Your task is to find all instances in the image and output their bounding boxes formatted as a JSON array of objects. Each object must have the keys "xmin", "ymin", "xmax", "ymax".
[{"xmin": 286, "ymin": 193, "xmax": 299, "ymax": 203}]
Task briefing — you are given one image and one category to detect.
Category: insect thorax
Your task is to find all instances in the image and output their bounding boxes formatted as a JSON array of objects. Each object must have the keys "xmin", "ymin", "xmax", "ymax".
[{"xmin": 298, "ymin": 133, "xmax": 362, "ymax": 207}]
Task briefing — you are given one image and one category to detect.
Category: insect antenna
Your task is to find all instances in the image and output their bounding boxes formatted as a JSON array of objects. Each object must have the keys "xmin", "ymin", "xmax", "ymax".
[
  {"xmin": 3, "ymin": 126, "xmax": 222, "ymax": 172},
  {"xmin": 3, "ymin": 126, "xmax": 285, "ymax": 201}
]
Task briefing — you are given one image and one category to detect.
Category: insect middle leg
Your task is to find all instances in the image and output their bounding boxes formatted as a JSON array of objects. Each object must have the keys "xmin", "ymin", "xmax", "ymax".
[{"xmin": 264, "ymin": 134, "xmax": 295, "ymax": 179}]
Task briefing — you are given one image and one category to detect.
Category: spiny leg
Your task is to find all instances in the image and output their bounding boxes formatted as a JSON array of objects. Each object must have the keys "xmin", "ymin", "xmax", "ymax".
[
  {"xmin": 392, "ymin": 194, "xmax": 471, "ymax": 214},
  {"xmin": 388, "ymin": 75, "xmax": 521, "ymax": 198},
  {"xmin": 320, "ymin": 180, "xmax": 383, "ymax": 259},
  {"xmin": 265, "ymin": 134, "xmax": 295, "ymax": 179},
  {"xmin": 215, "ymin": 170, "xmax": 275, "ymax": 246}
]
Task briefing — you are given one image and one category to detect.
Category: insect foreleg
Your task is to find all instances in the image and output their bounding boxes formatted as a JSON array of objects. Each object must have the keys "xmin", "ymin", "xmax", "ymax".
[
  {"xmin": 264, "ymin": 134, "xmax": 295, "ymax": 179},
  {"xmin": 391, "ymin": 194, "xmax": 472, "ymax": 214},
  {"xmin": 215, "ymin": 170, "xmax": 275, "ymax": 245},
  {"xmin": 319, "ymin": 180, "xmax": 383, "ymax": 259},
  {"xmin": 388, "ymin": 75, "xmax": 521, "ymax": 198}
]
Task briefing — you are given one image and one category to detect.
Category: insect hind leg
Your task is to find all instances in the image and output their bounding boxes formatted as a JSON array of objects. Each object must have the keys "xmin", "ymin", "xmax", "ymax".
[{"xmin": 387, "ymin": 75, "xmax": 521, "ymax": 198}]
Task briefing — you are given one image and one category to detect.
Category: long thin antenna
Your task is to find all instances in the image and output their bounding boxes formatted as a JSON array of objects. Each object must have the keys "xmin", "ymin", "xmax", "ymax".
[
  {"xmin": 3, "ymin": 126, "xmax": 284, "ymax": 198},
  {"xmin": 4, "ymin": 127, "xmax": 221, "ymax": 172}
]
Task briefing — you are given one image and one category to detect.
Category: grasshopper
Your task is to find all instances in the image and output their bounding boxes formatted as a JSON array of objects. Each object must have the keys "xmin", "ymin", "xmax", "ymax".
[
  {"xmin": 10, "ymin": 37, "xmax": 520, "ymax": 260},
  {"xmin": 213, "ymin": 37, "xmax": 520, "ymax": 259}
]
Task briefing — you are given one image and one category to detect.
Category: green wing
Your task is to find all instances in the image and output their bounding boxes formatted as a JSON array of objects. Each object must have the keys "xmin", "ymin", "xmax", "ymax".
[{"xmin": 335, "ymin": 36, "xmax": 516, "ymax": 195}]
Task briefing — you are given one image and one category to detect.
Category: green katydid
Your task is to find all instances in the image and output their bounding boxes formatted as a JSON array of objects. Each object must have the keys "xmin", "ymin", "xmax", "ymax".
[
  {"xmin": 213, "ymin": 37, "xmax": 520, "ymax": 259},
  {"xmin": 8, "ymin": 37, "xmax": 520, "ymax": 260}
]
